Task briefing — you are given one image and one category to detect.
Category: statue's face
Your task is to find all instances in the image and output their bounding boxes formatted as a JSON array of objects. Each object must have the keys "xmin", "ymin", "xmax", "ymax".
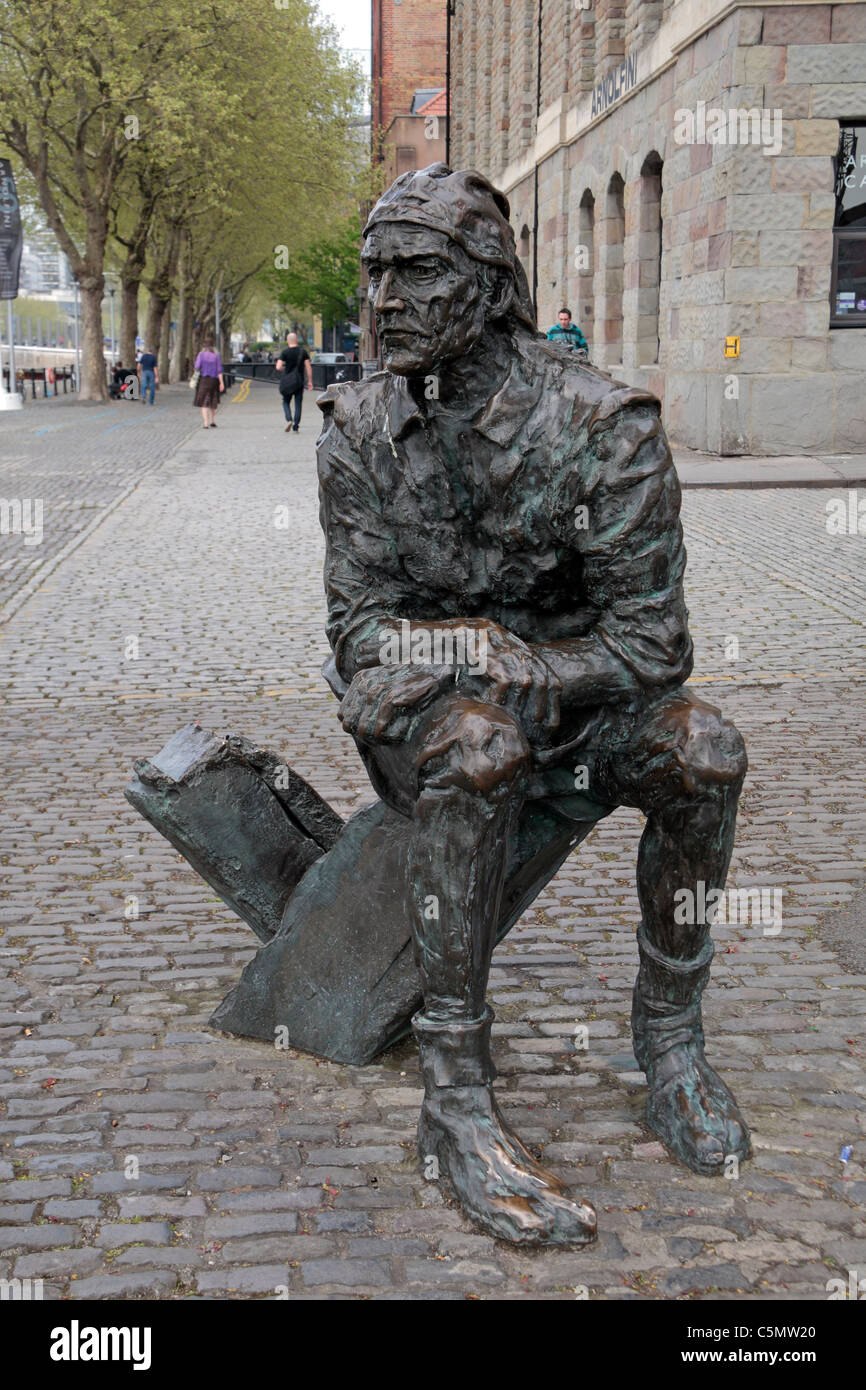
[{"xmin": 362, "ymin": 224, "xmax": 487, "ymax": 375}]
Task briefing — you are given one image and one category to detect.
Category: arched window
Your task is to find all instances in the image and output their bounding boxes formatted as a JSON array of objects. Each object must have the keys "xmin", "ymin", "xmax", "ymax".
[
  {"xmin": 577, "ymin": 191, "xmax": 595, "ymax": 350},
  {"xmin": 603, "ymin": 173, "xmax": 625, "ymax": 366},
  {"xmin": 638, "ymin": 152, "xmax": 663, "ymax": 365}
]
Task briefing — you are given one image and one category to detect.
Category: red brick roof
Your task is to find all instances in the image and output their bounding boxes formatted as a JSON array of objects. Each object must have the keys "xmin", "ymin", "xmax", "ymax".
[{"xmin": 415, "ymin": 89, "xmax": 447, "ymax": 117}]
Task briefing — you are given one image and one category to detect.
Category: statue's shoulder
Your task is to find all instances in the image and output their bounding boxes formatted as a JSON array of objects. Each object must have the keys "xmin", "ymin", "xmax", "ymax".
[
  {"xmin": 522, "ymin": 333, "xmax": 661, "ymax": 425},
  {"xmin": 329, "ymin": 372, "xmax": 389, "ymax": 438}
]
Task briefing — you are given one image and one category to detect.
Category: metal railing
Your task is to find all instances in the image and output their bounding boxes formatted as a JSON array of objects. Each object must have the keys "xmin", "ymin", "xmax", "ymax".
[{"xmin": 1, "ymin": 364, "xmax": 76, "ymax": 398}]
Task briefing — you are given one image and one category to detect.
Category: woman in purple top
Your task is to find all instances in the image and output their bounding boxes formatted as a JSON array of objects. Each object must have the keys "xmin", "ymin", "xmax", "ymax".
[{"xmin": 193, "ymin": 339, "xmax": 224, "ymax": 428}]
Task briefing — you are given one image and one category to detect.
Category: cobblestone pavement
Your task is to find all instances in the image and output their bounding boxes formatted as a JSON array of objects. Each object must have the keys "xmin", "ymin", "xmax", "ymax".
[
  {"xmin": 0, "ymin": 386, "xmax": 201, "ymax": 617},
  {"xmin": 0, "ymin": 386, "xmax": 864, "ymax": 1301}
]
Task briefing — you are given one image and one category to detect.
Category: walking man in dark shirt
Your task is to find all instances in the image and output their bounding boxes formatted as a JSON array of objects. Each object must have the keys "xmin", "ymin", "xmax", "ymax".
[{"xmin": 275, "ymin": 332, "xmax": 312, "ymax": 431}]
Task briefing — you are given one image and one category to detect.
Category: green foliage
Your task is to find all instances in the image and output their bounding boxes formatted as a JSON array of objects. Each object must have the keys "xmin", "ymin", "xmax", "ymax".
[
  {"xmin": 262, "ymin": 217, "xmax": 361, "ymax": 327},
  {"xmin": 0, "ymin": 0, "xmax": 367, "ymax": 388}
]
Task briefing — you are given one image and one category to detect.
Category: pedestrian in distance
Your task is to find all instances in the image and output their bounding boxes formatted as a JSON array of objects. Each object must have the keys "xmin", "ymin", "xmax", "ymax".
[
  {"xmin": 275, "ymin": 331, "xmax": 312, "ymax": 432},
  {"xmin": 137, "ymin": 345, "xmax": 158, "ymax": 403},
  {"xmin": 193, "ymin": 338, "xmax": 224, "ymax": 428},
  {"xmin": 109, "ymin": 362, "xmax": 126, "ymax": 400},
  {"xmin": 546, "ymin": 307, "xmax": 589, "ymax": 356}
]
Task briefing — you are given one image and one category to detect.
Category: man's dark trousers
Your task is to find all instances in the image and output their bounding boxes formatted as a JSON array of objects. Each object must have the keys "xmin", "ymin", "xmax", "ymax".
[{"xmin": 282, "ymin": 390, "xmax": 303, "ymax": 429}]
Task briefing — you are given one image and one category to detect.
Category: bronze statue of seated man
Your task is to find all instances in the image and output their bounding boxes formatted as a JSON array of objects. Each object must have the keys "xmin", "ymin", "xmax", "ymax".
[
  {"xmin": 128, "ymin": 163, "xmax": 751, "ymax": 1250},
  {"xmin": 320, "ymin": 164, "xmax": 750, "ymax": 1245}
]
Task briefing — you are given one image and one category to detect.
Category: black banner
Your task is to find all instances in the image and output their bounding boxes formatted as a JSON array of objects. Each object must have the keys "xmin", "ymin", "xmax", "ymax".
[{"xmin": 0, "ymin": 158, "xmax": 23, "ymax": 300}]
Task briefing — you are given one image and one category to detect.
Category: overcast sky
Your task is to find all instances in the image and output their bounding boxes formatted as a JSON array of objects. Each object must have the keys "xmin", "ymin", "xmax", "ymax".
[{"xmin": 315, "ymin": 0, "xmax": 372, "ymax": 66}]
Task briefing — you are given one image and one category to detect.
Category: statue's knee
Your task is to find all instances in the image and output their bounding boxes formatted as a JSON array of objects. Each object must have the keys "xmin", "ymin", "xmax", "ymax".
[
  {"xmin": 417, "ymin": 699, "xmax": 530, "ymax": 799},
  {"xmin": 676, "ymin": 704, "xmax": 748, "ymax": 798}
]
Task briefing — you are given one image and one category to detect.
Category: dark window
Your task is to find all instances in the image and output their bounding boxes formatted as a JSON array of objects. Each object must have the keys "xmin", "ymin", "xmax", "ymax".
[{"xmin": 831, "ymin": 122, "xmax": 866, "ymax": 326}]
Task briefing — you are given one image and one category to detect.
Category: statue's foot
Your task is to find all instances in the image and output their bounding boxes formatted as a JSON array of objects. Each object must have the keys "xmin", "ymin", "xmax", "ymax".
[
  {"xmin": 645, "ymin": 1043, "xmax": 751, "ymax": 1177},
  {"xmin": 418, "ymin": 1086, "xmax": 597, "ymax": 1248}
]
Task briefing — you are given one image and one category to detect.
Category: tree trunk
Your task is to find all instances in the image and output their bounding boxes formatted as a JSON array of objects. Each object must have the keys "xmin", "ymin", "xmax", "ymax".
[
  {"xmin": 219, "ymin": 319, "xmax": 231, "ymax": 363},
  {"xmin": 158, "ymin": 302, "xmax": 172, "ymax": 382},
  {"xmin": 172, "ymin": 290, "xmax": 193, "ymax": 383},
  {"xmin": 170, "ymin": 285, "xmax": 188, "ymax": 381},
  {"xmin": 169, "ymin": 231, "xmax": 191, "ymax": 384},
  {"xmin": 79, "ymin": 271, "xmax": 109, "ymax": 401},
  {"xmin": 193, "ymin": 304, "xmax": 215, "ymax": 357},
  {"xmin": 117, "ymin": 187, "xmax": 157, "ymax": 368},
  {"xmin": 144, "ymin": 290, "xmax": 164, "ymax": 359},
  {"xmin": 120, "ymin": 269, "xmax": 143, "ymax": 366},
  {"xmin": 144, "ymin": 222, "xmax": 180, "ymax": 365}
]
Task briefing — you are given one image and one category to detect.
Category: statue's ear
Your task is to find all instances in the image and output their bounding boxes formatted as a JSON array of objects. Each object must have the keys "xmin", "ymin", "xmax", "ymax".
[{"xmin": 483, "ymin": 266, "xmax": 513, "ymax": 320}]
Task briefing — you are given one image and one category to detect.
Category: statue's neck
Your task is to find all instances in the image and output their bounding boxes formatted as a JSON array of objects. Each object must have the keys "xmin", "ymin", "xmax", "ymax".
[{"xmin": 410, "ymin": 326, "xmax": 514, "ymax": 417}]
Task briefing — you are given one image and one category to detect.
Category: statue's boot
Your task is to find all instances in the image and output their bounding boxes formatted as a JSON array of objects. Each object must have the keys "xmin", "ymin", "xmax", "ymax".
[
  {"xmin": 414, "ymin": 1008, "xmax": 597, "ymax": 1248},
  {"xmin": 631, "ymin": 928, "xmax": 751, "ymax": 1175}
]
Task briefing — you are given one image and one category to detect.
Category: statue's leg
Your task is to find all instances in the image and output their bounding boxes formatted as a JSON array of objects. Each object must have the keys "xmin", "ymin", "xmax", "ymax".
[
  {"xmin": 594, "ymin": 689, "xmax": 750, "ymax": 1175},
  {"xmin": 392, "ymin": 696, "xmax": 596, "ymax": 1247}
]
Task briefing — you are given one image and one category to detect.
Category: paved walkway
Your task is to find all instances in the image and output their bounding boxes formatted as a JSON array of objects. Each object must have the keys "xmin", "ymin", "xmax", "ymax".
[
  {"xmin": 0, "ymin": 387, "xmax": 201, "ymax": 618},
  {"xmin": 672, "ymin": 446, "xmax": 866, "ymax": 489},
  {"xmin": 1, "ymin": 384, "xmax": 864, "ymax": 1300}
]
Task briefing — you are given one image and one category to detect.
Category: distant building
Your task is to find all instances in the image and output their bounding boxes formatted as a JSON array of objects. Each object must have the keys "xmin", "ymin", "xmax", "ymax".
[
  {"xmin": 381, "ymin": 89, "xmax": 447, "ymax": 186},
  {"xmin": 372, "ymin": 0, "xmax": 447, "ymax": 139},
  {"xmin": 360, "ymin": 1, "xmax": 448, "ymax": 360},
  {"xmin": 19, "ymin": 231, "xmax": 72, "ymax": 295},
  {"xmin": 449, "ymin": 0, "xmax": 866, "ymax": 456}
]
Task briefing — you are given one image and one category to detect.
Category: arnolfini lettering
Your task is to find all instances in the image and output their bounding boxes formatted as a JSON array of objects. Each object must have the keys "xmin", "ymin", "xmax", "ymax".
[{"xmin": 591, "ymin": 54, "xmax": 638, "ymax": 118}]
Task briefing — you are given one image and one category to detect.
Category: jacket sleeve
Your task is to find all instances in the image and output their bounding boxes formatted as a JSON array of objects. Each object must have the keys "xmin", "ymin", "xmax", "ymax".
[
  {"xmin": 317, "ymin": 405, "xmax": 416, "ymax": 685},
  {"xmin": 539, "ymin": 393, "xmax": 693, "ymax": 707}
]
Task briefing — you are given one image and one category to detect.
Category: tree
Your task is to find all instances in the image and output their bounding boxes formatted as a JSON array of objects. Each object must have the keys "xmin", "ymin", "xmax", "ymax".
[
  {"xmin": 262, "ymin": 217, "xmax": 362, "ymax": 330},
  {"xmin": 0, "ymin": 2, "xmax": 215, "ymax": 397},
  {"xmin": 0, "ymin": 0, "xmax": 363, "ymax": 398}
]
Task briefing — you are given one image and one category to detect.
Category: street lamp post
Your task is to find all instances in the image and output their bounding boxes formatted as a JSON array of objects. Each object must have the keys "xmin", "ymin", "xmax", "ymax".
[
  {"xmin": 73, "ymin": 278, "xmax": 80, "ymax": 391},
  {"xmin": 108, "ymin": 285, "xmax": 116, "ymax": 360}
]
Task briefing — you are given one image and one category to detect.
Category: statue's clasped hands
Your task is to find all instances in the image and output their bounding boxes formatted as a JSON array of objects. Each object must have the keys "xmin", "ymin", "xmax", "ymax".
[{"xmin": 338, "ymin": 619, "xmax": 561, "ymax": 745}]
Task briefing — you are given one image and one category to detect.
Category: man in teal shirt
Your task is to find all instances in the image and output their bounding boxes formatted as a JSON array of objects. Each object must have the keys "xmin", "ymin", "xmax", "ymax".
[{"xmin": 546, "ymin": 306, "xmax": 588, "ymax": 353}]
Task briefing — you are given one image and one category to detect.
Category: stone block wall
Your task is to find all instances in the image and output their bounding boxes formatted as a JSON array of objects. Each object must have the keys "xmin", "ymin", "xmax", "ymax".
[{"xmin": 450, "ymin": 1, "xmax": 866, "ymax": 454}]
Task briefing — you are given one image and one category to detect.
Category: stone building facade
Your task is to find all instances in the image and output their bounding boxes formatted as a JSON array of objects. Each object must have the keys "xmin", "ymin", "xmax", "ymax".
[{"xmin": 449, "ymin": 1, "xmax": 866, "ymax": 454}]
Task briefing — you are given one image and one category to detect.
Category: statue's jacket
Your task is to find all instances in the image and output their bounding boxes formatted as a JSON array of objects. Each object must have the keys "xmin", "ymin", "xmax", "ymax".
[{"xmin": 317, "ymin": 327, "xmax": 694, "ymax": 802}]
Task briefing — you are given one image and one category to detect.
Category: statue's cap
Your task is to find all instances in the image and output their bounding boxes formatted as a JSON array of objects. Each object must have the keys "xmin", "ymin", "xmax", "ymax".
[{"xmin": 363, "ymin": 163, "xmax": 536, "ymax": 330}]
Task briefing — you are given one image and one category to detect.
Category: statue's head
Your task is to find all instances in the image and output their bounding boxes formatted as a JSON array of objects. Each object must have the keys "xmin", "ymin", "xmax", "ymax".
[{"xmin": 362, "ymin": 164, "xmax": 536, "ymax": 376}]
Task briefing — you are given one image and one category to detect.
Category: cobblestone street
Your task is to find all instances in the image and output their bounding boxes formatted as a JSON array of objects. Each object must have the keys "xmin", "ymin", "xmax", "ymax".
[
  {"xmin": 1, "ymin": 385, "xmax": 864, "ymax": 1300},
  {"xmin": 0, "ymin": 388, "xmax": 203, "ymax": 619}
]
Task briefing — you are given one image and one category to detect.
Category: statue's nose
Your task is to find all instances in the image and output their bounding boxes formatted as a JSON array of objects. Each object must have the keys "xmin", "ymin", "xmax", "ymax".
[{"xmin": 374, "ymin": 270, "xmax": 405, "ymax": 313}]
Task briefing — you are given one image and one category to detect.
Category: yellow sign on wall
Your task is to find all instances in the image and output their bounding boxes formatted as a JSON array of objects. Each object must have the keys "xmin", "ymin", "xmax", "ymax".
[{"xmin": 724, "ymin": 336, "xmax": 740, "ymax": 358}]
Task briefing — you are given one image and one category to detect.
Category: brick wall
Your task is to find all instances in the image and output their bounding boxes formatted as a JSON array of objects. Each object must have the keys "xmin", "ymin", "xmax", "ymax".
[{"xmin": 372, "ymin": 0, "xmax": 447, "ymax": 140}]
